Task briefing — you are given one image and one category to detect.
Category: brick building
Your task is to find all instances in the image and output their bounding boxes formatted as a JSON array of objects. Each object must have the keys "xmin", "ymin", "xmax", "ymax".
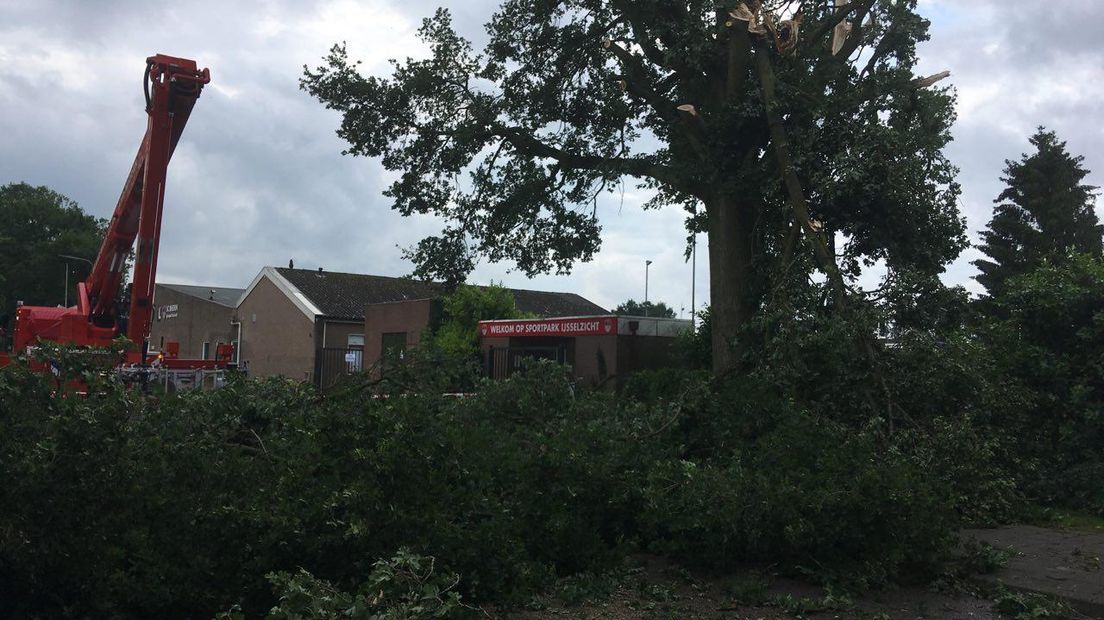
[
  {"xmin": 150, "ymin": 268, "xmax": 687, "ymax": 390},
  {"xmin": 479, "ymin": 315, "xmax": 691, "ymax": 390},
  {"xmin": 235, "ymin": 266, "xmax": 606, "ymax": 385},
  {"xmin": 149, "ymin": 283, "xmax": 243, "ymax": 361}
]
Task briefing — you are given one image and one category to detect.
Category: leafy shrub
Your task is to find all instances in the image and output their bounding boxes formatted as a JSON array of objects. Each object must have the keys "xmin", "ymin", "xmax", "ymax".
[
  {"xmin": 638, "ymin": 415, "xmax": 955, "ymax": 585},
  {"xmin": 983, "ymin": 255, "xmax": 1104, "ymax": 514},
  {"xmin": 991, "ymin": 587, "xmax": 1073, "ymax": 620},
  {"xmin": 423, "ymin": 283, "xmax": 528, "ymax": 358},
  {"xmin": 0, "ymin": 356, "xmax": 965, "ymax": 617},
  {"xmin": 257, "ymin": 550, "xmax": 472, "ymax": 620}
]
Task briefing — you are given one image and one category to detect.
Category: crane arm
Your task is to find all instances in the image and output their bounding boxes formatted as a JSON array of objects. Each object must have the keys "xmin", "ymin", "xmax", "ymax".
[{"xmin": 84, "ymin": 54, "xmax": 209, "ymax": 345}]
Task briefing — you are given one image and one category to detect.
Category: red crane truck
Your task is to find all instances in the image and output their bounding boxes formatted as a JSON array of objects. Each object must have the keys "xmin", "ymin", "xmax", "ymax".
[{"xmin": 0, "ymin": 54, "xmax": 235, "ymax": 384}]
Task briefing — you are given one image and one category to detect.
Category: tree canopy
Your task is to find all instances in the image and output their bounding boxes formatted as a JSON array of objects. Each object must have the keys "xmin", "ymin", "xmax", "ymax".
[
  {"xmin": 973, "ymin": 128, "xmax": 1101, "ymax": 297},
  {"xmin": 0, "ymin": 183, "xmax": 103, "ymax": 326},
  {"xmin": 615, "ymin": 298, "xmax": 677, "ymax": 318},
  {"xmin": 302, "ymin": 0, "xmax": 966, "ymax": 372},
  {"xmin": 425, "ymin": 283, "xmax": 526, "ymax": 357}
]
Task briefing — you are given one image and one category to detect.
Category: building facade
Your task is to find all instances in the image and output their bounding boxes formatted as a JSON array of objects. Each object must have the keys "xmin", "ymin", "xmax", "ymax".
[
  {"xmin": 148, "ymin": 284, "xmax": 242, "ymax": 361},
  {"xmin": 479, "ymin": 315, "xmax": 691, "ymax": 390},
  {"xmin": 158, "ymin": 266, "xmax": 609, "ymax": 387}
]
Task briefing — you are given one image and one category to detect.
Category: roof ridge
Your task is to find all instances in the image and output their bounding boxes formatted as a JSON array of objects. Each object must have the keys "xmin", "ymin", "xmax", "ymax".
[
  {"xmin": 270, "ymin": 267, "xmax": 606, "ymax": 318},
  {"xmin": 160, "ymin": 282, "xmax": 245, "ymax": 290},
  {"xmin": 274, "ymin": 266, "xmax": 428, "ymax": 281}
]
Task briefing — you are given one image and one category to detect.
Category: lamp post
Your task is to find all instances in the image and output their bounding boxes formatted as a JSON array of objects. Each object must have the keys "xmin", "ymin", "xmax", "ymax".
[
  {"xmin": 58, "ymin": 254, "xmax": 93, "ymax": 308},
  {"xmin": 644, "ymin": 259, "xmax": 653, "ymax": 317},
  {"xmin": 690, "ymin": 232, "xmax": 696, "ymax": 330}
]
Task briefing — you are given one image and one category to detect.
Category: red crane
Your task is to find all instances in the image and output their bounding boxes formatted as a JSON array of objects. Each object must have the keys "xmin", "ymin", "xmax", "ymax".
[{"xmin": 2, "ymin": 54, "xmax": 230, "ymax": 372}]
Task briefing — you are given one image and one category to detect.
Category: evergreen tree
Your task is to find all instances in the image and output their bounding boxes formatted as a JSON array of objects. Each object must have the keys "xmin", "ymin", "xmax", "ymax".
[{"xmin": 974, "ymin": 129, "xmax": 1101, "ymax": 296}]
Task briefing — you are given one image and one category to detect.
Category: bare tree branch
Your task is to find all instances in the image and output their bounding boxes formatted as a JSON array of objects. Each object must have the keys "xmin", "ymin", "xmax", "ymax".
[
  {"xmin": 605, "ymin": 41, "xmax": 678, "ymax": 122},
  {"xmin": 488, "ymin": 122, "xmax": 703, "ymax": 199},
  {"xmin": 606, "ymin": 41, "xmax": 710, "ymax": 161}
]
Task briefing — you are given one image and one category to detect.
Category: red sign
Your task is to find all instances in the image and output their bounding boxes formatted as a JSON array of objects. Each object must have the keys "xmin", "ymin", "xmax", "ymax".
[{"xmin": 479, "ymin": 316, "xmax": 616, "ymax": 338}]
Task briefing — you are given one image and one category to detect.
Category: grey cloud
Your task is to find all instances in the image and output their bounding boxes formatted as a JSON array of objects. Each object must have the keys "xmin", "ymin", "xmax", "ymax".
[
  {"xmin": 1, "ymin": 0, "xmax": 1102, "ymax": 313},
  {"xmin": 917, "ymin": 0, "xmax": 1104, "ymax": 292}
]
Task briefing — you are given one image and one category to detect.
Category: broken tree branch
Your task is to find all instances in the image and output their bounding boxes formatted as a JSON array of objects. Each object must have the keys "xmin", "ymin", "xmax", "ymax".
[
  {"xmin": 805, "ymin": 0, "xmax": 876, "ymax": 52},
  {"xmin": 753, "ymin": 40, "xmax": 849, "ymax": 312}
]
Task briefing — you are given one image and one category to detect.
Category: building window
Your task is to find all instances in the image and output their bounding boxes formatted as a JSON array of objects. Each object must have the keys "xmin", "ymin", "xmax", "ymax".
[
  {"xmin": 347, "ymin": 334, "xmax": 365, "ymax": 349},
  {"xmin": 232, "ymin": 340, "xmax": 240, "ymax": 364},
  {"xmin": 381, "ymin": 332, "xmax": 407, "ymax": 362},
  {"xmin": 201, "ymin": 341, "xmax": 210, "ymax": 360}
]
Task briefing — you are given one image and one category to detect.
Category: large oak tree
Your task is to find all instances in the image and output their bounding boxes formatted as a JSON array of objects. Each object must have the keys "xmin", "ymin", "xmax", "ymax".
[{"xmin": 303, "ymin": 0, "xmax": 965, "ymax": 372}]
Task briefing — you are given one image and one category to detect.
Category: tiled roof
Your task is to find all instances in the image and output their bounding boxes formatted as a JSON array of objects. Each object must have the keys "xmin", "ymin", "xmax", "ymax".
[
  {"xmin": 510, "ymin": 288, "xmax": 608, "ymax": 318},
  {"xmin": 158, "ymin": 283, "xmax": 245, "ymax": 308},
  {"xmin": 276, "ymin": 268, "xmax": 440, "ymax": 320},
  {"xmin": 274, "ymin": 268, "xmax": 606, "ymax": 320}
]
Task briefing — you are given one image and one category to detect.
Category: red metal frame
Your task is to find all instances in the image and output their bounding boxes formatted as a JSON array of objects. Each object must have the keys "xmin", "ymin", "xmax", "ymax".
[{"xmin": 2, "ymin": 55, "xmax": 221, "ymax": 368}]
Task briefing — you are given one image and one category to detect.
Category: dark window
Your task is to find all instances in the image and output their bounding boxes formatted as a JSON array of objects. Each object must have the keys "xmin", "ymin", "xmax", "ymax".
[{"xmin": 201, "ymin": 342, "xmax": 210, "ymax": 360}]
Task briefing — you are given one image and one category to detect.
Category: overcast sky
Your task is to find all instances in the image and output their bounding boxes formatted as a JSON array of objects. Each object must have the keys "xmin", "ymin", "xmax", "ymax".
[{"xmin": 2, "ymin": 0, "xmax": 1102, "ymax": 315}]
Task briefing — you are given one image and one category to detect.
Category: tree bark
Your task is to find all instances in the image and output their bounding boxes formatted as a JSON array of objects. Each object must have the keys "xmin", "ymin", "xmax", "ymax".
[{"xmin": 706, "ymin": 194, "xmax": 759, "ymax": 374}]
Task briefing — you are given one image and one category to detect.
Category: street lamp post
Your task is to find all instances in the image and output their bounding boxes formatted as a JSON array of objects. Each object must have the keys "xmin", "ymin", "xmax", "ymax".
[
  {"xmin": 691, "ymin": 232, "xmax": 696, "ymax": 330},
  {"xmin": 644, "ymin": 259, "xmax": 653, "ymax": 317},
  {"xmin": 58, "ymin": 254, "xmax": 94, "ymax": 308}
]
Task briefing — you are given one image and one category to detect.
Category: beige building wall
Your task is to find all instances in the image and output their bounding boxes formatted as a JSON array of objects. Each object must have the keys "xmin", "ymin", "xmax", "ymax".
[
  {"xmin": 148, "ymin": 287, "xmax": 236, "ymax": 359},
  {"xmin": 238, "ymin": 276, "xmax": 316, "ymax": 380},
  {"xmin": 319, "ymin": 320, "xmax": 366, "ymax": 349}
]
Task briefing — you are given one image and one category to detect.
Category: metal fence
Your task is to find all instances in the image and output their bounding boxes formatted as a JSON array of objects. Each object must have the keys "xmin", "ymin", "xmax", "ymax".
[
  {"xmin": 486, "ymin": 345, "xmax": 566, "ymax": 380},
  {"xmin": 315, "ymin": 347, "xmax": 364, "ymax": 391}
]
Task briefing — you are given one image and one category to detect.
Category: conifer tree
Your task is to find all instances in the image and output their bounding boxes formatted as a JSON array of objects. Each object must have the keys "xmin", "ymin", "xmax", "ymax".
[{"xmin": 974, "ymin": 129, "xmax": 1101, "ymax": 296}]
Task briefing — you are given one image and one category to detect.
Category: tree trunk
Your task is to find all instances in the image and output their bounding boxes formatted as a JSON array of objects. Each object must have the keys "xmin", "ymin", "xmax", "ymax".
[{"xmin": 707, "ymin": 195, "xmax": 759, "ymax": 375}]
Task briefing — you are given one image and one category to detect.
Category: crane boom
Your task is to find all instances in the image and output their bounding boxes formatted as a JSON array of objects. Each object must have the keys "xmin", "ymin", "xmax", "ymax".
[
  {"xmin": 87, "ymin": 54, "xmax": 210, "ymax": 342},
  {"xmin": 7, "ymin": 54, "xmax": 211, "ymax": 363}
]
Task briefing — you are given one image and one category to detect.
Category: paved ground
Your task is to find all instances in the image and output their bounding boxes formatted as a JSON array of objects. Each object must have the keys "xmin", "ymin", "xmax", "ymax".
[
  {"xmin": 963, "ymin": 525, "xmax": 1104, "ymax": 618},
  {"xmin": 496, "ymin": 554, "xmax": 999, "ymax": 619},
  {"xmin": 493, "ymin": 526, "xmax": 1104, "ymax": 618}
]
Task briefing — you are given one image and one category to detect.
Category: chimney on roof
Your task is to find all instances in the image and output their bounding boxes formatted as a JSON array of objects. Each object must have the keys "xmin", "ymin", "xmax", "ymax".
[
  {"xmin": 317, "ymin": 266, "xmax": 324, "ymax": 276},
  {"xmin": 289, "ymin": 258, "xmax": 294, "ymax": 269},
  {"xmin": 209, "ymin": 289, "xmax": 215, "ymax": 300}
]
